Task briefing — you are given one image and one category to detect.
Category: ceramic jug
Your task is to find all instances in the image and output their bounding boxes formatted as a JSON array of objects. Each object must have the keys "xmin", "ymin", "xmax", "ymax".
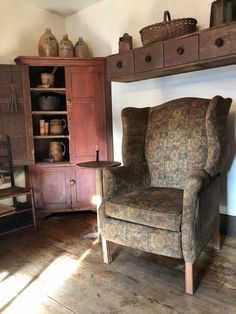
[
  {"xmin": 59, "ymin": 34, "xmax": 74, "ymax": 57},
  {"xmin": 38, "ymin": 28, "xmax": 59, "ymax": 57},
  {"xmin": 50, "ymin": 119, "xmax": 67, "ymax": 135},
  {"xmin": 74, "ymin": 37, "xmax": 90, "ymax": 57},
  {"xmin": 49, "ymin": 142, "xmax": 66, "ymax": 162}
]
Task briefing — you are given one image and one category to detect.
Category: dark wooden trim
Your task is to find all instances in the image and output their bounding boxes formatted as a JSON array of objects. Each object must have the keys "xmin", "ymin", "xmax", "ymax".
[
  {"xmin": 220, "ymin": 214, "xmax": 236, "ymax": 236},
  {"xmin": 14, "ymin": 56, "xmax": 106, "ymax": 67},
  {"xmin": 108, "ymin": 54, "xmax": 236, "ymax": 83},
  {"xmin": 21, "ymin": 65, "xmax": 35, "ymax": 165}
]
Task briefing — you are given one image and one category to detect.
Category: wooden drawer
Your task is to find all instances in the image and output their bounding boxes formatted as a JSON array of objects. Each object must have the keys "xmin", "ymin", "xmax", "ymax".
[
  {"xmin": 199, "ymin": 24, "xmax": 236, "ymax": 60},
  {"xmin": 134, "ymin": 43, "xmax": 163, "ymax": 73},
  {"xmin": 164, "ymin": 35, "xmax": 198, "ymax": 67},
  {"xmin": 107, "ymin": 51, "xmax": 134, "ymax": 79}
]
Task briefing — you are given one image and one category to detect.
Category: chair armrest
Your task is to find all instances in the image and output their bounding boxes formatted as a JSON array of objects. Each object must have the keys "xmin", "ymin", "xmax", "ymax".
[
  {"xmin": 103, "ymin": 162, "xmax": 151, "ymax": 200},
  {"xmin": 182, "ymin": 170, "xmax": 212, "ymax": 262}
]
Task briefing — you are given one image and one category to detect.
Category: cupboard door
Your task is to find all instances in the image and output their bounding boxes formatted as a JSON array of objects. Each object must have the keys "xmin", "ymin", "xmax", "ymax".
[
  {"xmin": 65, "ymin": 64, "xmax": 111, "ymax": 209},
  {"xmin": 0, "ymin": 65, "xmax": 34, "ymax": 166},
  {"xmin": 70, "ymin": 167, "xmax": 96, "ymax": 210},
  {"xmin": 30, "ymin": 165, "xmax": 72, "ymax": 210},
  {"xmin": 66, "ymin": 66, "xmax": 109, "ymax": 164},
  {"xmin": 70, "ymin": 98, "xmax": 98, "ymax": 162}
]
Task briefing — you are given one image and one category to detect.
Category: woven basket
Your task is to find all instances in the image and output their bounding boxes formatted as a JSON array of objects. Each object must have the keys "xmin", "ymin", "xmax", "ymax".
[{"xmin": 140, "ymin": 11, "xmax": 197, "ymax": 46}]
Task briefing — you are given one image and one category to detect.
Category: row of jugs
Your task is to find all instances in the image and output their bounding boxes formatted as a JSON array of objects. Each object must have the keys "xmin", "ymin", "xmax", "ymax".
[{"xmin": 38, "ymin": 29, "xmax": 90, "ymax": 58}]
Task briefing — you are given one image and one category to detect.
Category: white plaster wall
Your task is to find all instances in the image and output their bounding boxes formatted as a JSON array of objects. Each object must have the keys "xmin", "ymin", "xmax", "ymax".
[
  {"xmin": 66, "ymin": 0, "xmax": 236, "ymax": 216},
  {"xmin": 0, "ymin": 0, "xmax": 65, "ymax": 63},
  {"xmin": 66, "ymin": 0, "xmax": 211, "ymax": 55}
]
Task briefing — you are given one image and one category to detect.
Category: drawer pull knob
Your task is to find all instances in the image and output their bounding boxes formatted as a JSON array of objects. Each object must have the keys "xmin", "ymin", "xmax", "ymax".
[
  {"xmin": 116, "ymin": 61, "xmax": 122, "ymax": 69},
  {"xmin": 70, "ymin": 179, "xmax": 76, "ymax": 185},
  {"xmin": 215, "ymin": 38, "xmax": 224, "ymax": 47},
  {"xmin": 177, "ymin": 47, "xmax": 184, "ymax": 55},
  {"xmin": 145, "ymin": 55, "xmax": 152, "ymax": 62}
]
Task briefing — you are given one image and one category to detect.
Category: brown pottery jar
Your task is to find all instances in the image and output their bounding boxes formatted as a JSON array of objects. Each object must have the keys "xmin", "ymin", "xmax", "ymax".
[
  {"xmin": 59, "ymin": 34, "xmax": 74, "ymax": 57},
  {"xmin": 49, "ymin": 119, "xmax": 67, "ymax": 135},
  {"xmin": 74, "ymin": 37, "xmax": 90, "ymax": 57},
  {"xmin": 49, "ymin": 141, "xmax": 66, "ymax": 162},
  {"xmin": 38, "ymin": 28, "xmax": 59, "ymax": 57}
]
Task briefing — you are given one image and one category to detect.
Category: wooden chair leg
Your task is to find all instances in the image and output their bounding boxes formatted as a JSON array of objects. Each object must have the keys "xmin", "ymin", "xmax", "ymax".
[
  {"xmin": 30, "ymin": 189, "xmax": 37, "ymax": 230},
  {"xmin": 101, "ymin": 236, "xmax": 112, "ymax": 264},
  {"xmin": 185, "ymin": 261, "xmax": 196, "ymax": 295},
  {"xmin": 212, "ymin": 215, "xmax": 221, "ymax": 250}
]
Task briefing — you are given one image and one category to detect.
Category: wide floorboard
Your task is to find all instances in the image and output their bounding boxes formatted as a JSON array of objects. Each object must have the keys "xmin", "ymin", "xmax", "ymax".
[{"xmin": 0, "ymin": 212, "xmax": 235, "ymax": 314}]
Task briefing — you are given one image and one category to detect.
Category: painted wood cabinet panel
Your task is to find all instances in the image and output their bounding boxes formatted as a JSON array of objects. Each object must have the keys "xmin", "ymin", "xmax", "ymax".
[
  {"xmin": 30, "ymin": 164, "xmax": 72, "ymax": 210},
  {"xmin": 0, "ymin": 65, "xmax": 34, "ymax": 166}
]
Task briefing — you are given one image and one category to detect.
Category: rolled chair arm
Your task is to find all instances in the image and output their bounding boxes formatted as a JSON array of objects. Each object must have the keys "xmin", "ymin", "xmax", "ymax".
[
  {"xmin": 98, "ymin": 162, "xmax": 150, "ymax": 232},
  {"xmin": 103, "ymin": 162, "xmax": 151, "ymax": 200},
  {"xmin": 182, "ymin": 170, "xmax": 211, "ymax": 262}
]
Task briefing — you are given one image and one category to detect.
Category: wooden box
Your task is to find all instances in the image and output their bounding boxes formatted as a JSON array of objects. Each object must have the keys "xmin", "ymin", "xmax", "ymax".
[{"xmin": 210, "ymin": 0, "xmax": 236, "ymax": 27}]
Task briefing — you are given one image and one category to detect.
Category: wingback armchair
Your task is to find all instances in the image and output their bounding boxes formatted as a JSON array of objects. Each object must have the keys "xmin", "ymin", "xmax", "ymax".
[{"xmin": 98, "ymin": 96, "xmax": 231, "ymax": 294}]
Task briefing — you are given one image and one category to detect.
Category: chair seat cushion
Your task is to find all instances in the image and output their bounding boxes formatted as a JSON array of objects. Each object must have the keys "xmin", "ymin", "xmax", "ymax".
[{"xmin": 105, "ymin": 187, "xmax": 183, "ymax": 232}]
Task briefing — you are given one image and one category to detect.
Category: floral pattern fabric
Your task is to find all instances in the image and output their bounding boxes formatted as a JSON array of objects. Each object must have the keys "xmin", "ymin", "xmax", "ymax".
[
  {"xmin": 99, "ymin": 96, "xmax": 231, "ymax": 263},
  {"xmin": 105, "ymin": 187, "xmax": 183, "ymax": 232},
  {"xmin": 101, "ymin": 216, "xmax": 182, "ymax": 259}
]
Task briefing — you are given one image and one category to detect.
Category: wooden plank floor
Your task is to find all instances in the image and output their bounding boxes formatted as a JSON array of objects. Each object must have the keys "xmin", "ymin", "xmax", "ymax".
[{"xmin": 0, "ymin": 212, "xmax": 235, "ymax": 314}]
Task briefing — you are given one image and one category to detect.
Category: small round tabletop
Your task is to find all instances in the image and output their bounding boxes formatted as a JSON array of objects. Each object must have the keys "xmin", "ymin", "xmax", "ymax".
[{"xmin": 76, "ymin": 160, "xmax": 121, "ymax": 169}]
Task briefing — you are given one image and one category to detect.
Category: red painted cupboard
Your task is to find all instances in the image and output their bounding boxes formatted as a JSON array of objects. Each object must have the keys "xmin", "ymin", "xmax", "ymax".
[{"xmin": 13, "ymin": 56, "xmax": 113, "ymax": 212}]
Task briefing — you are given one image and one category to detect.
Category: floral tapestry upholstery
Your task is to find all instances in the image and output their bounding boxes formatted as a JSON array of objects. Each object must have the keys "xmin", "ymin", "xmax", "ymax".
[
  {"xmin": 99, "ymin": 96, "xmax": 231, "ymax": 263},
  {"xmin": 103, "ymin": 162, "xmax": 151, "ymax": 200},
  {"xmin": 122, "ymin": 107, "xmax": 150, "ymax": 166},
  {"xmin": 145, "ymin": 96, "xmax": 231, "ymax": 189},
  {"xmin": 105, "ymin": 187, "xmax": 183, "ymax": 232},
  {"xmin": 101, "ymin": 215, "xmax": 182, "ymax": 259}
]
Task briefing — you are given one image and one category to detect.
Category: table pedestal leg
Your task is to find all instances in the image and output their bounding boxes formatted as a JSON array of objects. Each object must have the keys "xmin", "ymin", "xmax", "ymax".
[
  {"xmin": 96, "ymin": 168, "xmax": 103, "ymax": 241},
  {"xmin": 83, "ymin": 169, "xmax": 103, "ymax": 240}
]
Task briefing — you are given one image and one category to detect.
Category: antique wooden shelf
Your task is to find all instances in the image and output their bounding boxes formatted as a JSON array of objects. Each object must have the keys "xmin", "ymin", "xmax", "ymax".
[
  {"xmin": 107, "ymin": 22, "xmax": 236, "ymax": 83},
  {"xmin": 33, "ymin": 135, "xmax": 69, "ymax": 139},
  {"xmin": 30, "ymin": 87, "xmax": 66, "ymax": 94},
  {"xmin": 14, "ymin": 56, "xmax": 106, "ymax": 66},
  {"xmin": 32, "ymin": 111, "xmax": 68, "ymax": 115}
]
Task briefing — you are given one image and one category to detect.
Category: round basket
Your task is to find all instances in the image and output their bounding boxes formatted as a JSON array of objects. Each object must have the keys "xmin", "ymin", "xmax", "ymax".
[{"xmin": 140, "ymin": 11, "xmax": 197, "ymax": 46}]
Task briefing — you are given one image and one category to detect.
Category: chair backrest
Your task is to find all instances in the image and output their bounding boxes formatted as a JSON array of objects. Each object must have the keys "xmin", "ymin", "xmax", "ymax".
[
  {"xmin": 0, "ymin": 135, "xmax": 15, "ymax": 187},
  {"xmin": 122, "ymin": 96, "xmax": 231, "ymax": 189}
]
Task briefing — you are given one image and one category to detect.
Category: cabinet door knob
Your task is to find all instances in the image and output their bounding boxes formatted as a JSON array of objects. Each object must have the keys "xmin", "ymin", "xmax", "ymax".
[
  {"xmin": 116, "ymin": 61, "xmax": 122, "ymax": 69},
  {"xmin": 145, "ymin": 55, "xmax": 152, "ymax": 63},
  {"xmin": 176, "ymin": 47, "xmax": 184, "ymax": 55},
  {"xmin": 70, "ymin": 179, "xmax": 76, "ymax": 185},
  {"xmin": 215, "ymin": 37, "xmax": 224, "ymax": 47}
]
